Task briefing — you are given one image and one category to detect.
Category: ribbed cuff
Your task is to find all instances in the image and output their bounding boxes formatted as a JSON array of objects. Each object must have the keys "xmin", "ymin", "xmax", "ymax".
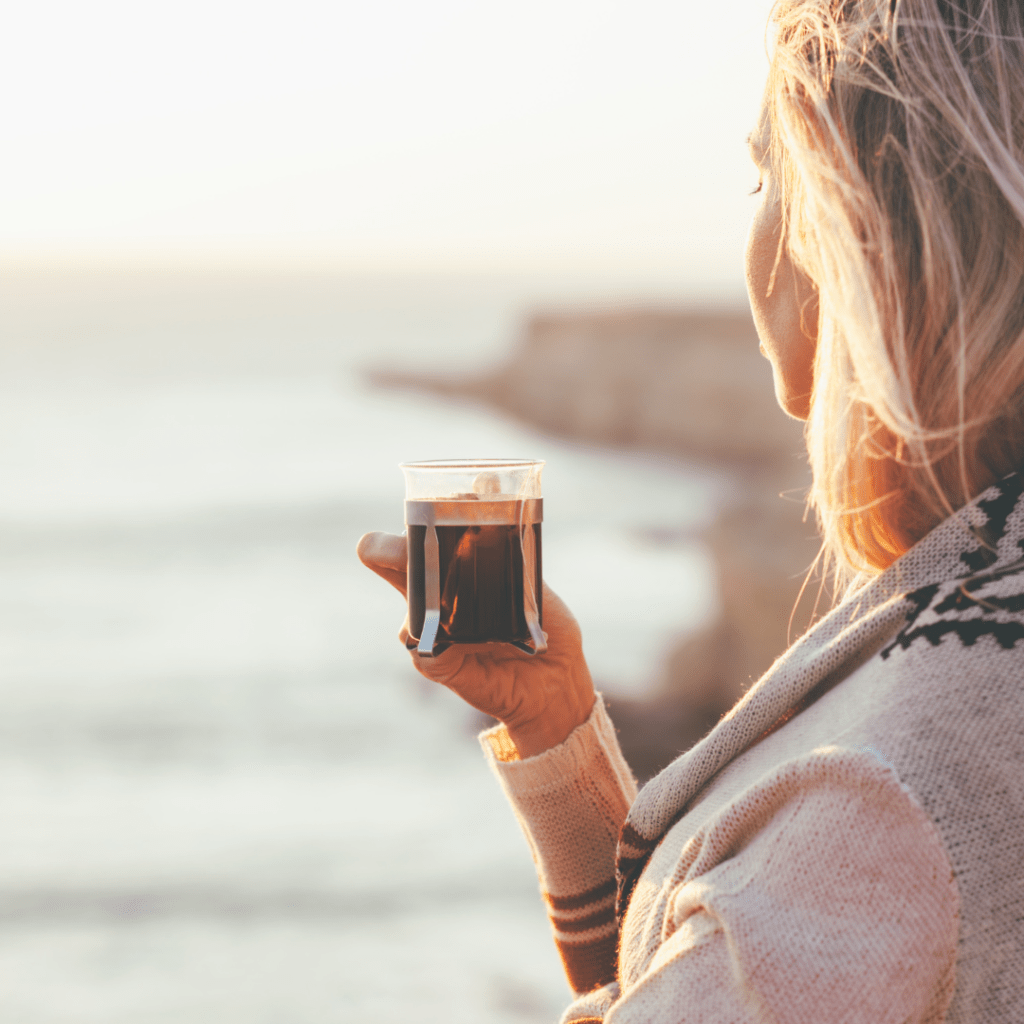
[{"xmin": 479, "ymin": 693, "xmax": 637, "ymax": 808}]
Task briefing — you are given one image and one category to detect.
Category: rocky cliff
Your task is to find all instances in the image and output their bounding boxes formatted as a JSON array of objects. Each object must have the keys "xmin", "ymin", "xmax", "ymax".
[{"xmin": 369, "ymin": 307, "xmax": 805, "ymax": 467}]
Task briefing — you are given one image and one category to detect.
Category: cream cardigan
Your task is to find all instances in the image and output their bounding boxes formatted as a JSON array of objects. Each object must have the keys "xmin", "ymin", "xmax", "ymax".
[{"xmin": 482, "ymin": 470, "xmax": 1024, "ymax": 1023}]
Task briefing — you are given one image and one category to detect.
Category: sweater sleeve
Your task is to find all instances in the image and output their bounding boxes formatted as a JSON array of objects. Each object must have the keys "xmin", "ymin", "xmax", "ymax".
[
  {"xmin": 479, "ymin": 694, "xmax": 638, "ymax": 995},
  {"xmin": 585, "ymin": 747, "xmax": 960, "ymax": 1024}
]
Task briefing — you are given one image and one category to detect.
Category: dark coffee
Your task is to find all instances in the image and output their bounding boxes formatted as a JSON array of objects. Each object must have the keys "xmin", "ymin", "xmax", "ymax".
[{"xmin": 406, "ymin": 507, "xmax": 543, "ymax": 655}]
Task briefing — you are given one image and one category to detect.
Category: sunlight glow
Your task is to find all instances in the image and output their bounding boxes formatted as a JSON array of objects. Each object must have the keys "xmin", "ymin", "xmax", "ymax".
[{"xmin": 0, "ymin": 0, "xmax": 772, "ymax": 277}]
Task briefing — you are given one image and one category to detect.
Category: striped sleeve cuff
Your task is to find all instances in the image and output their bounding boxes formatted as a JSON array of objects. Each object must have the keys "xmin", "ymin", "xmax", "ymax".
[{"xmin": 480, "ymin": 694, "xmax": 637, "ymax": 993}]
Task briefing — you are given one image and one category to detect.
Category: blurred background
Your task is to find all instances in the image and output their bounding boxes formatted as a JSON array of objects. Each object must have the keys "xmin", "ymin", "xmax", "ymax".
[{"xmin": 0, "ymin": 1, "xmax": 820, "ymax": 1021}]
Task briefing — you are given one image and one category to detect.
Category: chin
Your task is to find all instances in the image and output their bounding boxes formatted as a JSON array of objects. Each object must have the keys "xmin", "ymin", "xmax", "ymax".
[{"xmin": 773, "ymin": 376, "xmax": 812, "ymax": 421}]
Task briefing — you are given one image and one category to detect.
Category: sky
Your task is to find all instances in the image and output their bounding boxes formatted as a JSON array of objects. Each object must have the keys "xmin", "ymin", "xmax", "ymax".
[{"xmin": 1, "ymin": 0, "xmax": 774, "ymax": 284}]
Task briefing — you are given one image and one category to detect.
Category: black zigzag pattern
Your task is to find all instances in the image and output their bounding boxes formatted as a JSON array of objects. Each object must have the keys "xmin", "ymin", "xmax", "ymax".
[
  {"xmin": 882, "ymin": 569, "xmax": 1024, "ymax": 659},
  {"xmin": 882, "ymin": 614, "xmax": 1024, "ymax": 655},
  {"xmin": 880, "ymin": 471, "xmax": 1024, "ymax": 657},
  {"xmin": 959, "ymin": 471, "xmax": 1024, "ymax": 574},
  {"xmin": 878, "ymin": 472, "xmax": 1024, "ymax": 658},
  {"xmin": 880, "ymin": 585, "xmax": 939, "ymax": 660},
  {"xmin": 934, "ymin": 559, "xmax": 1024, "ymax": 615}
]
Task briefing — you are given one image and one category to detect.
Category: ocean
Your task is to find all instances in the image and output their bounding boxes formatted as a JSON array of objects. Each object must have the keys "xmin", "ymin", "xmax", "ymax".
[{"xmin": 0, "ymin": 269, "xmax": 724, "ymax": 1023}]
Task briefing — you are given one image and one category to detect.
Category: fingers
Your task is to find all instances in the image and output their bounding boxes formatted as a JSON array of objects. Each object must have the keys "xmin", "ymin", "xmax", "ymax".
[{"xmin": 357, "ymin": 531, "xmax": 408, "ymax": 596}]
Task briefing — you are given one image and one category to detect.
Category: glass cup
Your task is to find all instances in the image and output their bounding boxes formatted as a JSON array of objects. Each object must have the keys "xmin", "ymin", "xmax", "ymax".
[{"xmin": 400, "ymin": 459, "xmax": 546, "ymax": 658}]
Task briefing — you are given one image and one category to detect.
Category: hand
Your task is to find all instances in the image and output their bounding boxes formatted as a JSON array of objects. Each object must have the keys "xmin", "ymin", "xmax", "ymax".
[{"xmin": 357, "ymin": 531, "xmax": 596, "ymax": 758}]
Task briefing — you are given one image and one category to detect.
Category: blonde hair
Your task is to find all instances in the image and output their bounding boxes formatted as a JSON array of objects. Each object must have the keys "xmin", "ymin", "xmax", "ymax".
[{"xmin": 767, "ymin": 0, "xmax": 1024, "ymax": 579}]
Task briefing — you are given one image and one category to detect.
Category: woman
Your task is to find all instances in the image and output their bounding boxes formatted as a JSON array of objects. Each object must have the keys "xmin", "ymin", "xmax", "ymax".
[{"xmin": 359, "ymin": 0, "xmax": 1024, "ymax": 1019}]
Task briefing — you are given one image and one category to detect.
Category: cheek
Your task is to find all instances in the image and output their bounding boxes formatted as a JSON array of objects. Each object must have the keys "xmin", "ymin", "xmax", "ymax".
[
  {"xmin": 744, "ymin": 211, "xmax": 768, "ymax": 298},
  {"xmin": 744, "ymin": 205, "xmax": 817, "ymax": 421},
  {"xmin": 744, "ymin": 187, "xmax": 784, "ymax": 303},
  {"xmin": 744, "ymin": 202, "xmax": 783, "ymax": 354}
]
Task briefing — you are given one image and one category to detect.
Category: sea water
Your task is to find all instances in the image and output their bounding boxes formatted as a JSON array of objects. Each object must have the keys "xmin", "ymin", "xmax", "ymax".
[{"xmin": 0, "ymin": 271, "xmax": 722, "ymax": 1023}]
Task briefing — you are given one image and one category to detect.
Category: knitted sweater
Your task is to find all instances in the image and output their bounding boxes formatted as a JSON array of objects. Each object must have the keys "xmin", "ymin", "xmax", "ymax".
[{"xmin": 482, "ymin": 470, "xmax": 1024, "ymax": 1023}]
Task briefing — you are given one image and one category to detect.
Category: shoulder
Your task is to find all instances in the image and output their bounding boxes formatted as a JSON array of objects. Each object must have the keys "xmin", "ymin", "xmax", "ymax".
[
  {"xmin": 669, "ymin": 744, "xmax": 952, "ymax": 890},
  {"xmin": 623, "ymin": 746, "xmax": 960, "ymax": 1023},
  {"xmin": 851, "ymin": 557, "xmax": 1024, "ymax": 827}
]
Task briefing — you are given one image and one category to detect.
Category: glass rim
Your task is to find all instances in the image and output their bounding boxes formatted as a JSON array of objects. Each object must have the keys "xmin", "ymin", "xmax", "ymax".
[{"xmin": 399, "ymin": 458, "xmax": 544, "ymax": 470}]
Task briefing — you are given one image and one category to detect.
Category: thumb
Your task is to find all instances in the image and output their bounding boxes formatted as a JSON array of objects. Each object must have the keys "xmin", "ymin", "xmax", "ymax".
[{"xmin": 357, "ymin": 531, "xmax": 408, "ymax": 596}]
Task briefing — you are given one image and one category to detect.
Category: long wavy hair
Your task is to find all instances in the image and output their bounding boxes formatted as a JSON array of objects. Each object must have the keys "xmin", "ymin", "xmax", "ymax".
[{"xmin": 767, "ymin": 0, "xmax": 1024, "ymax": 579}]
